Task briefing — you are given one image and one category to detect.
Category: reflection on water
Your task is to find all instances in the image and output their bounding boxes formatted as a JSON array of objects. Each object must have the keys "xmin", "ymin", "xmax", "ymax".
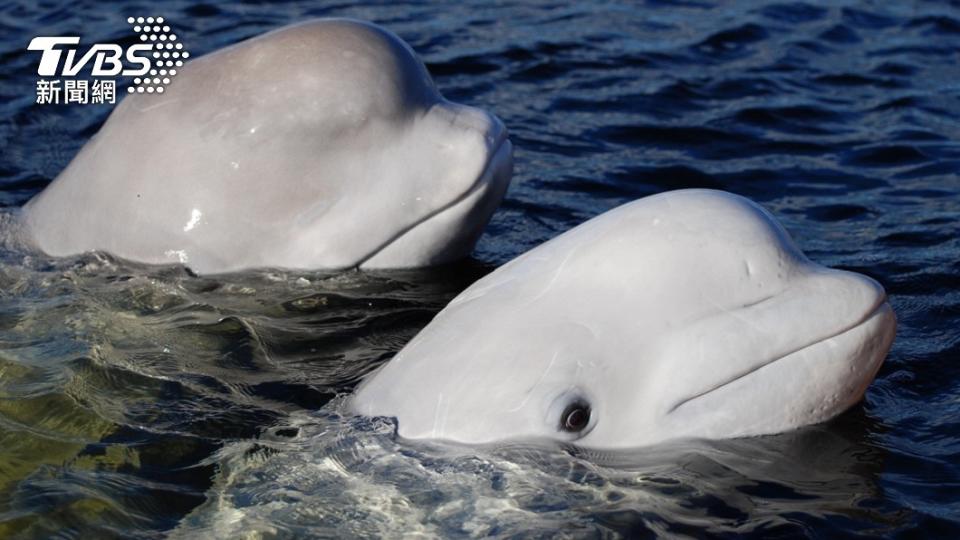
[
  {"xmin": 175, "ymin": 407, "xmax": 893, "ymax": 537},
  {"xmin": 0, "ymin": 249, "xmax": 489, "ymax": 535},
  {"xmin": 1, "ymin": 0, "xmax": 960, "ymax": 536}
]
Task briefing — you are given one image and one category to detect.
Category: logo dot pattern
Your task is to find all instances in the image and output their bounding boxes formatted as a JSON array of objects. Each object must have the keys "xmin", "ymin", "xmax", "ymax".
[{"xmin": 125, "ymin": 17, "xmax": 189, "ymax": 94}]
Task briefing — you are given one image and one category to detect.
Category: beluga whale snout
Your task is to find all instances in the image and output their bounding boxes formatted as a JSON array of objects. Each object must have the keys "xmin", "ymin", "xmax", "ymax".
[
  {"xmin": 22, "ymin": 18, "xmax": 513, "ymax": 273},
  {"xmin": 349, "ymin": 189, "xmax": 896, "ymax": 449}
]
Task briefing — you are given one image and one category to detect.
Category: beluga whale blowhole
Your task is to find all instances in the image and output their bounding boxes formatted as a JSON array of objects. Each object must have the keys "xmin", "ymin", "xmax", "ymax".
[
  {"xmin": 349, "ymin": 189, "xmax": 896, "ymax": 449},
  {"xmin": 22, "ymin": 18, "xmax": 513, "ymax": 274}
]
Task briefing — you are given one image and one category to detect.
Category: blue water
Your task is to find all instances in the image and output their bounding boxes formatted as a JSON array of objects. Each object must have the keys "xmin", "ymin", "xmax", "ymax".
[{"xmin": 1, "ymin": 0, "xmax": 959, "ymax": 537}]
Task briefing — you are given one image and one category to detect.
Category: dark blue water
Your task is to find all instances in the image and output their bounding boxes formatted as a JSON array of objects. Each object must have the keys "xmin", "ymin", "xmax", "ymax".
[{"xmin": 1, "ymin": 0, "xmax": 959, "ymax": 537}]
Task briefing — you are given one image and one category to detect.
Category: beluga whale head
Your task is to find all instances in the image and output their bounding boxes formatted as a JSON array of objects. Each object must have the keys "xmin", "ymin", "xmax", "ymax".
[
  {"xmin": 23, "ymin": 18, "xmax": 512, "ymax": 273},
  {"xmin": 349, "ymin": 189, "xmax": 896, "ymax": 449}
]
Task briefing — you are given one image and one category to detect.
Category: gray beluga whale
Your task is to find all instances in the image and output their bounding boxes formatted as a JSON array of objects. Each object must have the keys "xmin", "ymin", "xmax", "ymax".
[
  {"xmin": 22, "ymin": 19, "xmax": 513, "ymax": 274},
  {"xmin": 348, "ymin": 189, "xmax": 896, "ymax": 449}
]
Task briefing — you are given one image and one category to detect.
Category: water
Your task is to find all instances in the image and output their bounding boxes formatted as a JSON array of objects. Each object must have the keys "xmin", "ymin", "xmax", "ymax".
[{"xmin": 1, "ymin": 0, "xmax": 959, "ymax": 537}]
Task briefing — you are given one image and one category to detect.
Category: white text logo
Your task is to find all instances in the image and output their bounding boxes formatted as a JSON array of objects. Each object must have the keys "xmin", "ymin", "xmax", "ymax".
[{"xmin": 28, "ymin": 16, "xmax": 189, "ymax": 104}]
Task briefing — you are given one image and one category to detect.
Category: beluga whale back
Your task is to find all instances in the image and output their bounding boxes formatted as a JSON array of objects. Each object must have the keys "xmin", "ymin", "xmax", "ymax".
[
  {"xmin": 23, "ymin": 19, "xmax": 513, "ymax": 273},
  {"xmin": 349, "ymin": 189, "xmax": 896, "ymax": 449}
]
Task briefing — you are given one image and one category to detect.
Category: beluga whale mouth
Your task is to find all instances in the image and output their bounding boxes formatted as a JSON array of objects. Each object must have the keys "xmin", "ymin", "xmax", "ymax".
[
  {"xmin": 22, "ymin": 18, "xmax": 514, "ymax": 274},
  {"xmin": 348, "ymin": 189, "xmax": 896, "ymax": 450},
  {"xmin": 359, "ymin": 109, "xmax": 513, "ymax": 268},
  {"xmin": 665, "ymin": 276, "xmax": 893, "ymax": 429}
]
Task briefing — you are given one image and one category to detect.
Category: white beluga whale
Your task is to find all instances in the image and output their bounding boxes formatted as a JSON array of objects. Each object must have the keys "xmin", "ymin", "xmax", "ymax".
[
  {"xmin": 349, "ymin": 189, "xmax": 896, "ymax": 449},
  {"xmin": 22, "ymin": 19, "xmax": 512, "ymax": 274}
]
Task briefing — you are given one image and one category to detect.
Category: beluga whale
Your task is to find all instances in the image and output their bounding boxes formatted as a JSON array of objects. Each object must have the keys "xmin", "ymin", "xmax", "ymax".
[
  {"xmin": 22, "ymin": 19, "xmax": 513, "ymax": 274},
  {"xmin": 349, "ymin": 189, "xmax": 896, "ymax": 449}
]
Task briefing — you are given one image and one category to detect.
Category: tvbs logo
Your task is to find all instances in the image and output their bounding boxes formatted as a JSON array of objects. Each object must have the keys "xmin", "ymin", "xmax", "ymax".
[
  {"xmin": 28, "ymin": 16, "xmax": 188, "ymax": 104},
  {"xmin": 28, "ymin": 37, "xmax": 152, "ymax": 77}
]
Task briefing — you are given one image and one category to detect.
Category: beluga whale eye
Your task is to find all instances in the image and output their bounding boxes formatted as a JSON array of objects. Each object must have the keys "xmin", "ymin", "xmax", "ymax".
[{"xmin": 560, "ymin": 401, "xmax": 591, "ymax": 433}]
